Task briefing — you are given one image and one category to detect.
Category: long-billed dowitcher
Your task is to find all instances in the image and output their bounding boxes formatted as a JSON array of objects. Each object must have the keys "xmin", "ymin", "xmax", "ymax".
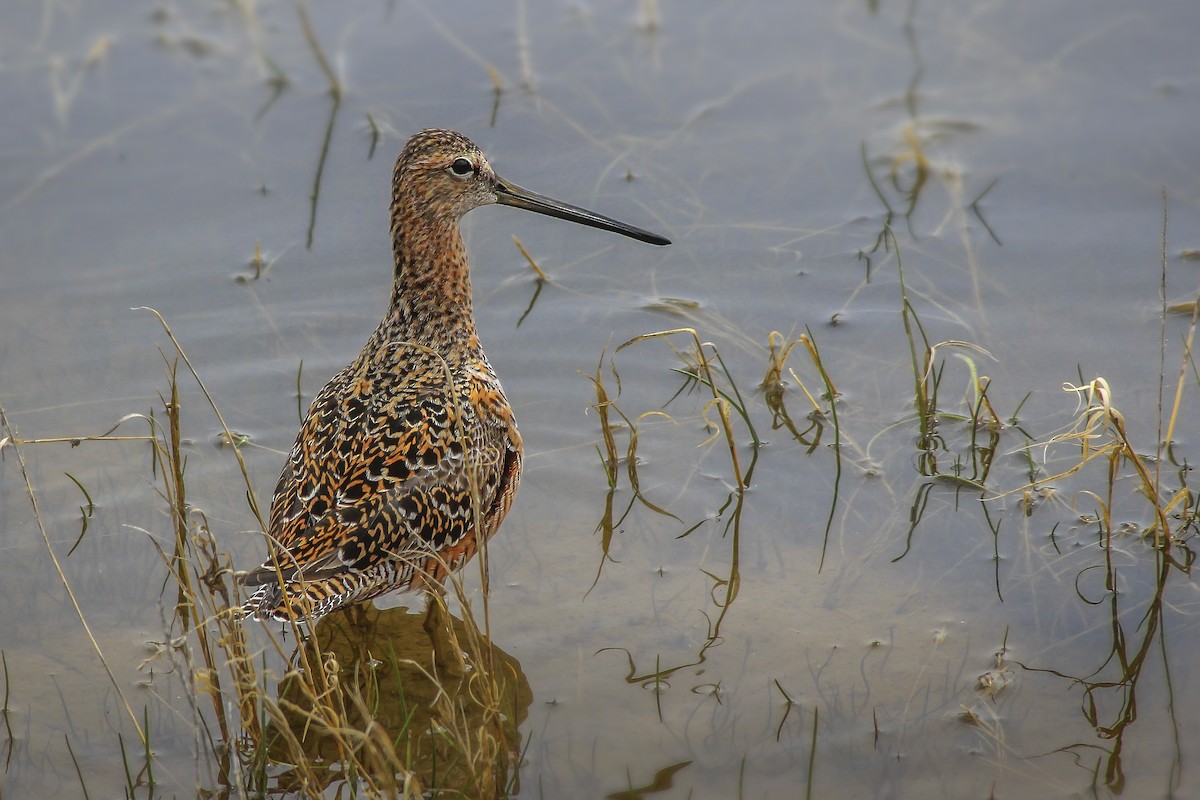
[{"xmin": 241, "ymin": 129, "xmax": 669, "ymax": 622}]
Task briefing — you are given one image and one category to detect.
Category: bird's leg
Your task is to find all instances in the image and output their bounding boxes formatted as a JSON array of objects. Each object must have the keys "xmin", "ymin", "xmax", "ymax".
[
  {"xmin": 423, "ymin": 591, "xmax": 467, "ymax": 679},
  {"xmin": 348, "ymin": 601, "xmax": 371, "ymax": 629}
]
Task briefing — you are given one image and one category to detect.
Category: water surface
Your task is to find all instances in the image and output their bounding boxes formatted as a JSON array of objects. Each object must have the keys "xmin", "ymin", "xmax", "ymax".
[{"xmin": 2, "ymin": 1, "xmax": 1199, "ymax": 797}]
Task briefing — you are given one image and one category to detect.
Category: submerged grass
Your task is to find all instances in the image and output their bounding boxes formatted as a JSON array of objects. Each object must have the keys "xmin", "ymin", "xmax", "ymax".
[
  {"xmin": 587, "ymin": 330, "xmax": 752, "ymax": 683},
  {"xmin": 1, "ymin": 652, "xmax": 11, "ymax": 771},
  {"xmin": 571, "ymin": 196, "xmax": 1199, "ymax": 798}
]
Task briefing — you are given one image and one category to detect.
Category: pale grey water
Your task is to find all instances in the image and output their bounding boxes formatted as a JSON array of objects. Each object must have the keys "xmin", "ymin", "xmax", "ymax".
[{"xmin": 3, "ymin": 1, "xmax": 1200, "ymax": 797}]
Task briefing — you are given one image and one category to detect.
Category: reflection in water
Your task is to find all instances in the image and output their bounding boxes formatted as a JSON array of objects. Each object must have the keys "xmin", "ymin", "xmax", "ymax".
[
  {"xmin": 604, "ymin": 758, "xmax": 693, "ymax": 800},
  {"xmin": 1024, "ymin": 539, "xmax": 1193, "ymax": 793},
  {"xmin": 268, "ymin": 604, "xmax": 532, "ymax": 798}
]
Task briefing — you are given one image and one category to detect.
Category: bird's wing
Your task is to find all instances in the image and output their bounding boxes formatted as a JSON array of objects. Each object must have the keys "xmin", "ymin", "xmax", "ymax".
[{"xmin": 242, "ymin": 351, "xmax": 519, "ymax": 588}]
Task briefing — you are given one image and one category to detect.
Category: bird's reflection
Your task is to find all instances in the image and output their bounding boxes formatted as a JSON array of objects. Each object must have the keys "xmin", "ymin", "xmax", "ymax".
[{"xmin": 265, "ymin": 602, "xmax": 531, "ymax": 798}]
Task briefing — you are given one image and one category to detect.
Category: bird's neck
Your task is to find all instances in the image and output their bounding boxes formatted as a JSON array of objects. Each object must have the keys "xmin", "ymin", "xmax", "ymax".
[{"xmin": 376, "ymin": 213, "xmax": 479, "ymax": 354}]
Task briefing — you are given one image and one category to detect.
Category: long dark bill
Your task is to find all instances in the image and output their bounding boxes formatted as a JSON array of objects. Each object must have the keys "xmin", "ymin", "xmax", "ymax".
[{"xmin": 494, "ymin": 175, "xmax": 670, "ymax": 246}]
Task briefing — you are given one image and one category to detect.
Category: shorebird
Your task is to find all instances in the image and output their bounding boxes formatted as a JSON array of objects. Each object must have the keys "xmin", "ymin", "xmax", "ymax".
[{"xmin": 241, "ymin": 129, "xmax": 669, "ymax": 622}]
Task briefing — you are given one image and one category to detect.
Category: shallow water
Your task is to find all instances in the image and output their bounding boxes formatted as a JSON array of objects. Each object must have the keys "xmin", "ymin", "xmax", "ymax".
[{"xmin": 3, "ymin": 1, "xmax": 1200, "ymax": 797}]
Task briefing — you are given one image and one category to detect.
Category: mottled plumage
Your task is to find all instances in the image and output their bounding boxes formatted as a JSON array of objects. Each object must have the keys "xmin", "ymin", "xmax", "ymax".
[{"xmin": 241, "ymin": 129, "xmax": 669, "ymax": 622}]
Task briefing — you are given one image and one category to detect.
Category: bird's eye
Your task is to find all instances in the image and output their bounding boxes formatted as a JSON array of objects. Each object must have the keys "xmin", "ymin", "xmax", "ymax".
[{"xmin": 449, "ymin": 157, "xmax": 474, "ymax": 177}]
